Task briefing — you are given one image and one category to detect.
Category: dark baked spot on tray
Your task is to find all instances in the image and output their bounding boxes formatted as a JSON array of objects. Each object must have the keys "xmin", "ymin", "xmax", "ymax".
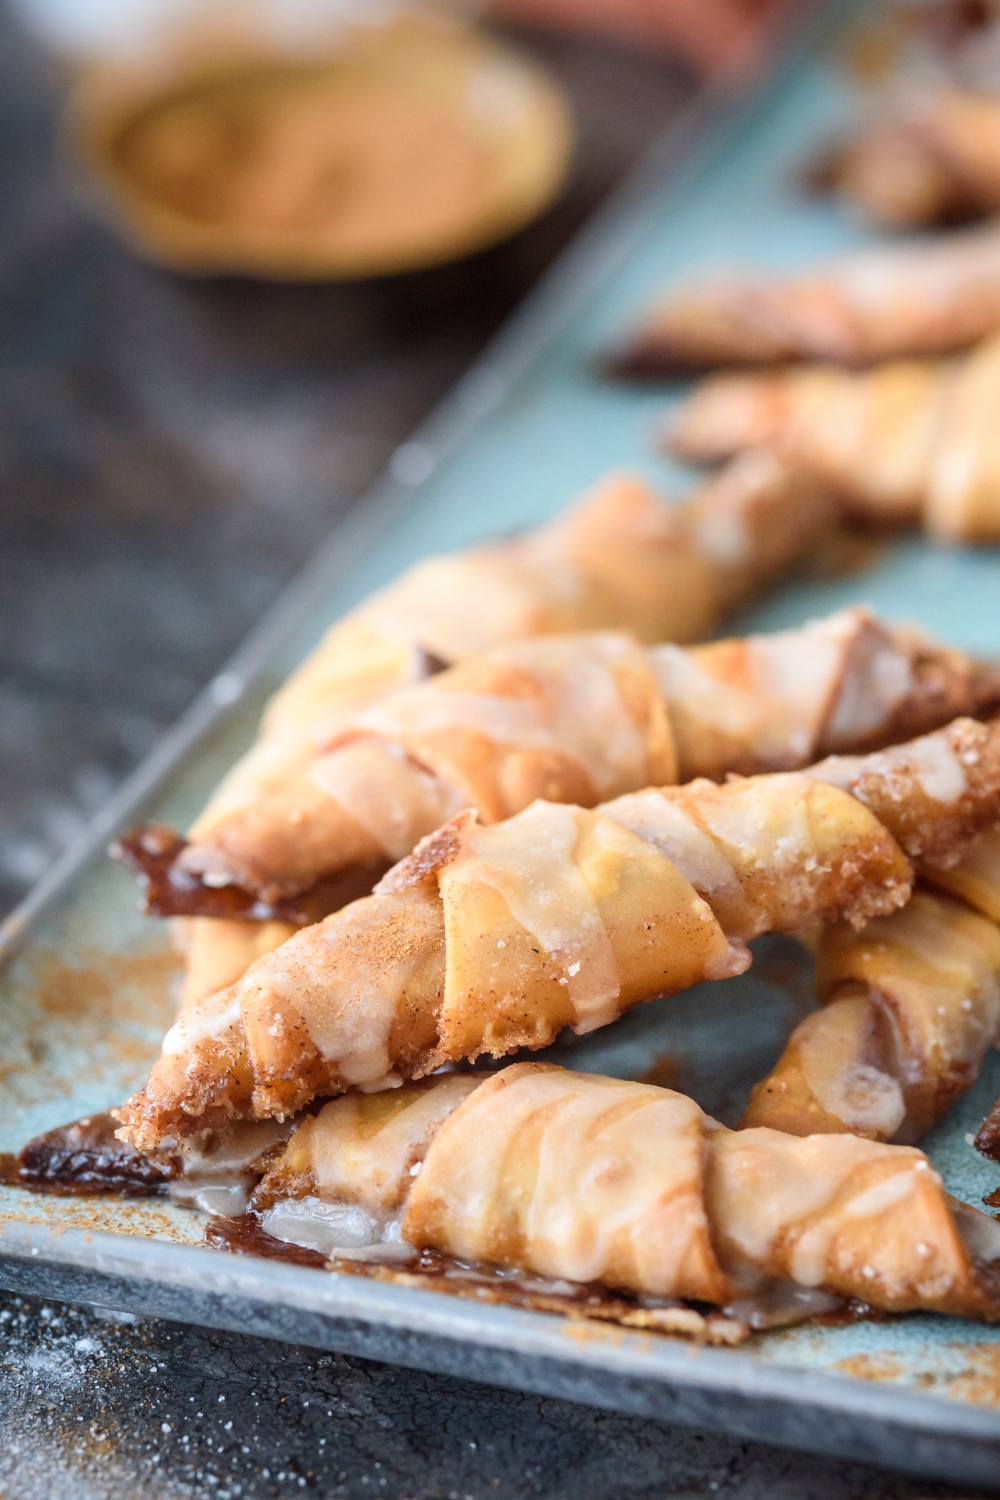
[{"xmin": 15, "ymin": 1111, "xmax": 179, "ymax": 1196}]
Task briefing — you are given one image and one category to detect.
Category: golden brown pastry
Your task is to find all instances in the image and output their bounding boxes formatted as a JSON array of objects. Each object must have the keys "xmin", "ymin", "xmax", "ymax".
[
  {"xmin": 806, "ymin": 717, "xmax": 1000, "ymax": 871},
  {"xmin": 116, "ymin": 761, "xmax": 916, "ymax": 1152},
  {"xmin": 933, "ymin": 823, "xmax": 1000, "ymax": 920},
  {"xmin": 120, "ymin": 454, "xmax": 834, "ymax": 1004},
  {"xmin": 609, "ymin": 224, "xmax": 1000, "ymax": 375},
  {"xmin": 816, "ymin": 91, "xmax": 1000, "ymax": 230},
  {"xmin": 926, "ymin": 825, "xmax": 1000, "ymax": 1161},
  {"xmin": 665, "ymin": 333, "xmax": 1000, "ymax": 540},
  {"xmin": 744, "ymin": 719, "xmax": 1000, "ymax": 1145},
  {"xmin": 742, "ymin": 887, "xmax": 1000, "ymax": 1142},
  {"xmin": 246, "ymin": 1063, "xmax": 1000, "ymax": 1326},
  {"xmin": 119, "ymin": 610, "xmax": 1000, "ymax": 936},
  {"xmin": 241, "ymin": 454, "xmax": 831, "ymax": 747},
  {"xmin": 173, "ymin": 919, "xmax": 300, "ymax": 1011}
]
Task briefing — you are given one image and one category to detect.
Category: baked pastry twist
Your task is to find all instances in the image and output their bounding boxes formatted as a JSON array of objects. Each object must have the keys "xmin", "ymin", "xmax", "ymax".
[
  {"xmin": 140, "ymin": 455, "xmax": 833, "ymax": 1005},
  {"xmin": 815, "ymin": 90, "xmax": 1000, "ymax": 230},
  {"xmin": 118, "ymin": 609, "xmax": 1000, "ymax": 942},
  {"xmin": 746, "ymin": 724, "xmax": 1000, "ymax": 1143},
  {"xmin": 247, "ymin": 1062, "xmax": 1000, "ymax": 1325},
  {"xmin": 608, "ymin": 225, "xmax": 1000, "ymax": 375},
  {"xmin": 666, "ymin": 334, "xmax": 1000, "ymax": 540},
  {"xmin": 742, "ymin": 884, "xmax": 1000, "ymax": 1143},
  {"xmin": 115, "ymin": 758, "xmax": 920, "ymax": 1151}
]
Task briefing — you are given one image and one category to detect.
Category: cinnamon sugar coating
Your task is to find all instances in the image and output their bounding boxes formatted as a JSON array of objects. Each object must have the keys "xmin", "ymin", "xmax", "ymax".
[{"xmin": 116, "ymin": 766, "xmax": 912, "ymax": 1153}]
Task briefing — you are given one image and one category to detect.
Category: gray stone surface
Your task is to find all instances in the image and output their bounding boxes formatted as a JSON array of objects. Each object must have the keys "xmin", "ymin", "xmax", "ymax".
[
  {"xmin": 0, "ymin": 1291, "xmax": 981, "ymax": 1499},
  {"xmin": 0, "ymin": 5, "xmax": 988, "ymax": 1494}
]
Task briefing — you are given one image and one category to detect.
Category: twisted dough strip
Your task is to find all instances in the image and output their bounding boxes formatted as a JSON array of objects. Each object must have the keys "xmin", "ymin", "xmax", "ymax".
[
  {"xmin": 116, "ymin": 762, "xmax": 914, "ymax": 1151},
  {"xmin": 608, "ymin": 224, "xmax": 1000, "ymax": 376},
  {"xmin": 153, "ymin": 454, "xmax": 833, "ymax": 1004},
  {"xmin": 666, "ymin": 333, "xmax": 1000, "ymax": 540},
  {"xmin": 744, "ymin": 722, "xmax": 1000, "ymax": 1143},
  {"xmin": 814, "ymin": 90, "xmax": 1000, "ymax": 230},
  {"xmin": 742, "ymin": 885, "xmax": 1000, "ymax": 1143},
  {"xmin": 125, "ymin": 608, "xmax": 1000, "ymax": 927},
  {"xmin": 940, "ymin": 827, "xmax": 1000, "ymax": 1160},
  {"xmin": 249, "ymin": 1063, "xmax": 1000, "ymax": 1325},
  {"xmin": 204, "ymin": 456, "xmax": 826, "ymax": 822}
]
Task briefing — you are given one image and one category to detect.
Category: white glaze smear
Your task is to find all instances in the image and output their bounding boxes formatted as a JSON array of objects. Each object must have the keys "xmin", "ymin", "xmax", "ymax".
[{"xmin": 446, "ymin": 802, "xmax": 621, "ymax": 1032}]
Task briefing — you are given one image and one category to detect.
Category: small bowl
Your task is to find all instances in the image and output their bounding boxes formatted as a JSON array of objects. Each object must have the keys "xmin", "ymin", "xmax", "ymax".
[{"xmin": 64, "ymin": 10, "xmax": 575, "ymax": 280}]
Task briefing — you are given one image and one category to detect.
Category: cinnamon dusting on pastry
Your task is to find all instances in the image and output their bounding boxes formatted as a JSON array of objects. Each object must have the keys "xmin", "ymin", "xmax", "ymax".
[{"xmin": 115, "ymin": 766, "xmax": 913, "ymax": 1151}]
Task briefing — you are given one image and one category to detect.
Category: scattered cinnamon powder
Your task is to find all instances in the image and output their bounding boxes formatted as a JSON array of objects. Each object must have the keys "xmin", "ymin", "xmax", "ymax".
[
  {"xmin": 2, "ymin": 945, "xmax": 181, "ymax": 1118},
  {"xmin": 835, "ymin": 1342, "xmax": 1000, "ymax": 1408},
  {"xmin": 28, "ymin": 946, "xmax": 180, "ymax": 1031}
]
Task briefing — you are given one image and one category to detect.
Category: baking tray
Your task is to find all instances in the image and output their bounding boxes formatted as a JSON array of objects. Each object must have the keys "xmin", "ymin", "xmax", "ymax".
[{"xmin": 5, "ymin": 2, "xmax": 1000, "ymax": 1485}]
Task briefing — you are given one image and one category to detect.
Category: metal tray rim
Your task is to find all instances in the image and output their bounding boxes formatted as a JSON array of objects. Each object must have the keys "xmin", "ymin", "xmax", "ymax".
[{"xmin": 3, "ymin": 1218, "xmax": 1000, "ymax": 1443}]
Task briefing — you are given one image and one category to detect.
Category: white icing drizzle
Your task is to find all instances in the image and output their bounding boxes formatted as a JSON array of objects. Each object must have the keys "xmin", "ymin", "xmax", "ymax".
[
  {"xmin": 169, "ymin": 1118, "xmax": 297, "ymax": 1217},
  {"xmin": 310, "ymin": 738, "xmax": 467, "ymax": 860},
  {"xmin": 652, "ymin": 608, "xmax": 909, "ymax": 771},
  {"xmin": 910, "ymin": 735, "xmax": 968, "ymax": 803},
  {"xmin": 823, "ymin": 629, "xmax": 913, "ymax": 747},
  {"xmin": 796, "ymin": 1003, "xmax": 907, "ymax": 1138},
  {"xmin": 653, "ymin": 645, "xmax": 777, "ymax": 753},
  {"xmin": 842, "ymin": 1169, "xmax": 927, "ymax": 1221},
  {"xmin": 723, "ymin": 1282, "xmax": 842, "ymax": 1331},
  {"xmin": 709, "ymin": 1130, "xmax": 940, "ymax": 1296},
  {"xmin": 687, "ymin": 447, "xmax": 780, "ymax": 565},
  {"xmin": 788, "ymin": 1170, "xmax": 930, "ymax": 1287},
  {"xmin": 950, "ymin": 1197, "xmax": 1000, "ymax": 1264},
  {"xmin": 714, "ymin": 1139, "xmax": 844, "ymax": 1273},
  {"xmin": 356, "ymin": 690, "xmax": 552, "ymax": 744},
  {"xmin": 809, "ymin": 731, "xmax": 968, "ymax": 804},
  {"xmin": 804, "ymin": 752, "xmax": 864, "ymax": 791},
  {"xmin": 405, "ymin": 1069, "xmax": 717, "ymax": 1298},
  {"xmin": 309, "ymin": 1076, "xmax": 482, "ymax": 1215},
  {"xmin": 886, "ymin": 893, "xmax": 999, "ymax": 985},
  {"xmin": 600, "ymin": 789, "xmax": 741, "ymax": 905},
  {"xmin": 237, "ymin": 889, "xmax": 433, "ymax": 1086},
  {"xmin": 811, "ymin": 1061, "xmax": 906, "ymax": 1139},
  {"xmin": 258, "ymin": 1078, "xmax": 483, "ymax": 1260},
  {"xmin": 161, "ymin": 986, "xmax": 241, "ymax": 1057},
  {"xmin": 173, "ymin": 1181, "xmax": 255, "ymax": 1217},
  {"xmin": 524, "ymin": 1078, "xmax": 709, "ymax": 1288},
  {"xmin": 180, "ymin": 1118, "xmax": 295, "ymax": 1177},
  {"xmin": 351, "ymin": 633, "xmax": 657, "ymax": 800},
  {"xmin": 360, "ymin": 552, "xmax": 546, "ymax": 664},
  {"xmin": 447, "ymin": 802, "xmax": 621, "ymax": 1033}
]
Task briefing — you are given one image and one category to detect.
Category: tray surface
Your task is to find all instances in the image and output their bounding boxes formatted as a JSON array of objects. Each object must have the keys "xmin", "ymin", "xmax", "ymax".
[{"xmin": 4, "ymin": 0, "xmax": 1000, "ymax": 1483}]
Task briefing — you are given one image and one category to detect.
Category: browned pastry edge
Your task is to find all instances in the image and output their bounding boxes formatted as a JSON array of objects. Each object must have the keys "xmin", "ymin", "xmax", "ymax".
[
  {"xmin": 800, "ymin": 136, "xmax": 989, "ymax": 228},
  {"xmin": 598, "ymin": 345, "xmax": 748, "ymax": 381},
  {"xmin": 976, "ymin": 1104, "xmax": 1000, "ymax": 1162},
  {"xmin": 111, "ymin": 824, "xmax": 389, "ymax": 925}
]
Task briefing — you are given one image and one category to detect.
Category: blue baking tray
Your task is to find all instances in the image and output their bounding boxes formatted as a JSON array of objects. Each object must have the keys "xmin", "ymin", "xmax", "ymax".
[{"xmin": 4, "ymin": 1, "xmax": 1000, "ymax": 1484}]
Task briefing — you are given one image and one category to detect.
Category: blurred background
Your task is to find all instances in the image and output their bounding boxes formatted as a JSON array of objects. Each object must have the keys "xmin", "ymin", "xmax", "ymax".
[{"xmin": 0, "ymin": 0, "xmax": 717, "ymax": 920}]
